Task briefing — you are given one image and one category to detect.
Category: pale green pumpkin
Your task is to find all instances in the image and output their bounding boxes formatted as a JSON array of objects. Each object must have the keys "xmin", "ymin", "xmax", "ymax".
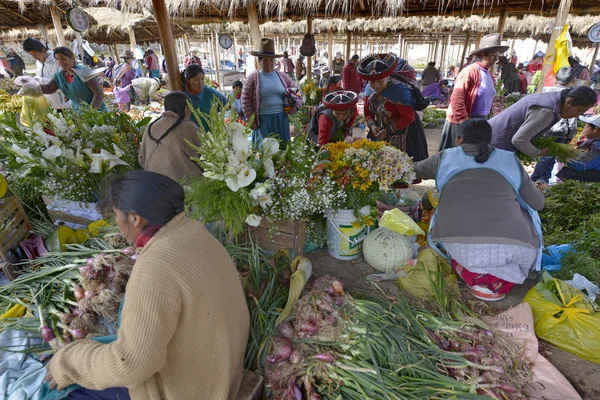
[{"xmin": 363, "ymin": 227, "xmax": 413, "ymax": 273}]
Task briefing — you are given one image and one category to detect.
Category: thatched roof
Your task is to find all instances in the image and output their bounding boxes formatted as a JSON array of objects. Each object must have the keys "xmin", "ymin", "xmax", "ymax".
[
  {"xmin": 1, "ymin": 5, "xmax": 194, "ymax": 44},
  {"xmin": 225, "ymin": 14, "xmax": 596, "ymax": 41},
  {"xmin": 0, "ymin": 0, "xmax": 99, "ymax": 29},
  {"xmin": 67, "ymin": 0, "xmax": 600, "ymax": 20}
]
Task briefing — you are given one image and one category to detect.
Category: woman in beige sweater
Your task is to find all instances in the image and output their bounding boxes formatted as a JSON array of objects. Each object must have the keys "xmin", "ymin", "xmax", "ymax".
[
  {"xmin": 139, "ymin": 91, "xmax": 204, "ymax": 182},
  {"xmin": 45, "ymin": 171, "xmax": 250, "ymax": 399}
]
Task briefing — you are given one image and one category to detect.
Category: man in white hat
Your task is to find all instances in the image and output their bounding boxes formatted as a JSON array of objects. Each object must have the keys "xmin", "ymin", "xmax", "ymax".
[
  {"xmin": 332, "ymin": 52, "xmax": 344, "ymax": 76},
  {"xmin": 557, "ymin": 114, "xmax": 600, "ymax": 182},
  {"xmin": 319, "ymin": 67, "xmax": 331, "ymax": 88}
]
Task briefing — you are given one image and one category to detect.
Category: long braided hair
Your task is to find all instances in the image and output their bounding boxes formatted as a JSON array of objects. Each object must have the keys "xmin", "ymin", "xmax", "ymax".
[
  {"xmin": 457, "ymin": 119, "xmax": 493, "ymax": 164},
  {"xmin": 147, "ymin": 92, "xmax": 191, "ymax": 147}
]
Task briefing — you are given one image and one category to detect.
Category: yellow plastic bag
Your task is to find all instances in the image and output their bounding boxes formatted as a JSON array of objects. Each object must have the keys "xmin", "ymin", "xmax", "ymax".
[
  {"xmin": 379, "ymin": 208, "xmax": 425, "ymax": 237},
  {"xmin": 397, "ymin": 248, "xmax": 458, "ymax": 299},
  {"xmin": 20, "ymin": 96, "xmax": 49, "ymax": 127},
  {"xmin": 524, "ymin": 272, "xmax": 600, "ymax": 364}
]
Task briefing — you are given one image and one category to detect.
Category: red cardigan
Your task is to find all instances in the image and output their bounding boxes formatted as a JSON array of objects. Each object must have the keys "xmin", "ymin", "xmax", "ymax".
[
  {"xmin": 317, "ymin": 107, "xmax": 358, "ymax": 147},
  {"xmin": 447, "ymin": 62, "xmax": 486, "ymax": 124},
  {"xmin": 342, "ymin": 63, "xmax": 362, "ymax": 93}
]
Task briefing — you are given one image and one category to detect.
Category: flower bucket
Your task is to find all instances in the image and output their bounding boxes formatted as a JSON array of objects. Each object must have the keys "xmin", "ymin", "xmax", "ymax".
[
  {"xmin": 326, "ymin": 206, "xmax": 370, "ymax": 261},
  {"xmin": 376, "ymin": 200, "xmax": 421, "ymax": 222}
]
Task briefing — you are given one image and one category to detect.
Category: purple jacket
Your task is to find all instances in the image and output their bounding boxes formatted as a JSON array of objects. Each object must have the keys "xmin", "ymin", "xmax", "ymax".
[
  {"xmin": 490, "ymin": 91, "xmax": 563, "ymax": 152},
  {"xmin": 421, "ymin": 82, "xmax": 447, "ymax": 101},
  {"xmin": 241, "ymin": 70, "xmax": 302, "ymax": 127}
]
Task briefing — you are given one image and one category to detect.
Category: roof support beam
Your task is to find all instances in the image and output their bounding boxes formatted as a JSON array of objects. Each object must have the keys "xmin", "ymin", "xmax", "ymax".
[
  {"xmin": 152, "ymin": 0, "xmax": 181, "ymax": 91},
  {"xmin": 50, "ymin": 4, "xmax": 66, "ymax": 47}
]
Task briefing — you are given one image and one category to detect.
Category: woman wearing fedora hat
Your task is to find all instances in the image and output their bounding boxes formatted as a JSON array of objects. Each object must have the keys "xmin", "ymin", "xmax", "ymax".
[
  {"xmin": 312, "ymin": 90, "xmax": 359, "ymax": 146},
  {"xmin": 113, "ymin": 50, "xmax": 138, "ymax": 111},
  {"xmin": 332, "ymin": 52, "xmax": 345, "ymax": 76},
  {"xmin": 241, "ymin": 38, "xmax": 302, "ymax": 144},
  {"xmin": 438, "ymin": 33, "xmax": 508, "ymax": 152},
  {"xmin": 359, "ymin": 53, "xmax": 429, "ymax": 161}
]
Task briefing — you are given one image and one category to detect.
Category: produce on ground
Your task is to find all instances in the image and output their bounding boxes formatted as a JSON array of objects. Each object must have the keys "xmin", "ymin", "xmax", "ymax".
[
  {"xmin": 516, "ymin": 136, "xmax": 581, "ymax": 166},
  {"xmin": 0, "ymin": 78, "xmax": 19, "ymax": 92},
  {"xmin": 362, "ymin": 227, "xmax": 413, "ymax": 273},
  {"xmin": 0, "ymin": 228, "xmax": 133, "ymax": 354},
  {"xmin": 0, "ymin": 90, "xmax": 23, "ymax": 113},
  {"xmin": 264, "ymin": 275, "xmax": 532, "ymax": 399},
  {"xmin": 422, "ymin": 106, "xmax": 447, "ymax": 127},
  {"xmin": 540, "ymin": 181, "xmax": 600, "ymax": 285}
]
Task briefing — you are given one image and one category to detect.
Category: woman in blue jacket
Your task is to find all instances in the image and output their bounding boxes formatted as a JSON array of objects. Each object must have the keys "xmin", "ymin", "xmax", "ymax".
[
  {"xmin": 558, "ymin": 115, "xmax": 600, "ymax": 182},
  {"xmin": 182, "ymin": 65, "xmax": 227, "ymax": 132}
]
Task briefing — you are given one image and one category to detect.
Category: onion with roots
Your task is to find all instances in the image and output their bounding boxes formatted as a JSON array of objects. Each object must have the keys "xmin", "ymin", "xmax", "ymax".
[
  {"xmin": 68, "ymin": 327, "xmax": 87, "ymax": 340},
  {"xmin": 73, "ymin": 286, "xmax": 85, "ymax": 301},
  {"xmin": 120, "ymin": 247, "xmax": 136, "ymax": 256},
  {"xmin": 41, "ymin": 326, "xmax": 55, "ymax": 342},
  {"xmin": 273, "ymin": 338, "xmax": 293, "ymax": 361},
  {"xmin": 278, "ymin": 322, "xmax": 295, "ymax": 339}
]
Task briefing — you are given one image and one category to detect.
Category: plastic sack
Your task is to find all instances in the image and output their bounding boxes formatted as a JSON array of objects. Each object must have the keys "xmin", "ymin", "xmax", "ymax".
[
  {"xmin": 20, "ymin": 96, "xmax": 49, "ymax": 127},
  {"xmin": 524, "ymin": 272, "xmax": 600, "ymax": 364},
  {"xmin": 566, "ymin": 273, "xmax": 600, "ymax": 302},
  {"xmin": 397, "ymin": 248, "xmax": 459, "ymax": 299},
  {"xmin": 379, "ymin": 208, "xmax": 425, "ymax": 236},
  {"xmin": 541, "ymin": 244, "xmax": 573, "ymax": 272}
]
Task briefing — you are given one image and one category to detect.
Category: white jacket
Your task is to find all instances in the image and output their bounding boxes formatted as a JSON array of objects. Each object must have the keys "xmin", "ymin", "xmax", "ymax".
[
  {"xmin": 36, "ymin": 51, "xmax": 70, "ymax": 109},
  {"xmin": 131, "ymin": 77, "xmax": 160, "ymax": 101}
]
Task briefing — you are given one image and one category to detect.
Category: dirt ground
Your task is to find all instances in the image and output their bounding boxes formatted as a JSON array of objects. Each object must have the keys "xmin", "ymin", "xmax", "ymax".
[{"xmin": 306, "ymin": 126, "xmax": 600, "ymax": 400}]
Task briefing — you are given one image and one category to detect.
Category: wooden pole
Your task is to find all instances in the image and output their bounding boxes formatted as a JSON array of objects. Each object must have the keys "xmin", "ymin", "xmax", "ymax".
[
  {"xmin": 307, "ymin": 16, "xmax": 313, "ymax": 79},
  {"xmin": 589, "ymin": 43, "xmax": 600, "ymax": 73},
  {"xmin": 404, "ymin": 41, "xmax": 409, "ymax": 60},
  {"xmin": 345, "ymin": 30, "xmax": 352, "ymax": 61},
  {"xmin": 50, "ymin": 5, "xmax": 66, "ymax": 47},
  {"xmin": 152, "ymin": 0, "xmax": 181, "ymax": 91},
  {"xmin": 537, "ymin": 0, "xmax": 573, "ymax": 92},
  {"xmin": 113, "ymin": 44, "xmax": 121, "ymax": 64},
  {"xmin": 354, "ymin": 31, "xmax": 359, "ymax": 55},
  {"xmin": 433, "ymin": 39, "xmax": 440, "ymax": 64},
  {"xmin": 359, "ymin": 34, "xmax": 363, "ymax": 57},
  {"xmin": 458, "ymin": 31, "xmax": 471, "ymax": 72},
  {"xmin": 444, "ymin": 34, "xmax": 451, "ymax": 76},
  {"xmin": 397, "ymin": 34, "xmax": 402, "ymax": 56},
  {"xmin": 328, "ymin": 28, "xmax": 333, "ymax": 69},
  {"xmin": 233, "ymin": 32, "xmax": 238, "ymax": 70},
  {"xmin": 497, "ymin": 7, "xmax": 508, "ymax": 39},
  {"xmin": 75, "ymin": 32, "xmax": 85, "ymax": 63},
  {"xmin": 247, "ymin": 1, "xmax": 262, "ymax": 48},
  {"xmin": 183, "ymin": 33, "xmax": 190, "ymax": 55},
  {"xmin": 128, "ymin": 27, "xmax": 137, "ymax": 51},
  {"xmin": 475, "ymin": 32, "xmax": 483, "ymax": 48},
  {"xmin": 509, "ymin": 39, "xmax": 515, "ymax": 59},
  {"xmin": 210, "ymin": 29, "xmax": 221, "ymax": 86}
]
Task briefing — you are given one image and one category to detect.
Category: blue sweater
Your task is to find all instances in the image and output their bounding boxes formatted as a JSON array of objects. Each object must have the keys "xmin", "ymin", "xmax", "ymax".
[{"xmin": 184, "ymin": 85, "xmax": 227, "ymax": 131}]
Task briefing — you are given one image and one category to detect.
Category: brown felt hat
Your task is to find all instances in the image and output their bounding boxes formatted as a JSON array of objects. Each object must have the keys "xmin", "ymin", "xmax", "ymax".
[
  {"xmin": 470, "ymin": 33, "xmax": 509, "ymax": 56},
  {"xmin": 249, "ymin": 38, "xmax": 282, "ymax": 58}
]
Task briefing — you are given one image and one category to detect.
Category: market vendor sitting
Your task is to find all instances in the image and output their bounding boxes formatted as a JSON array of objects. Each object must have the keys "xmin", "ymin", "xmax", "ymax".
[
  {"xmin": 35, "ymin": 47, "xmax": 106, "ymax": 111},
  {"xmin": 490, "ymin": 86, "xmax": 597, "ymax": 158},
  {"xmin": 421, "ymin": 80, "xmax": 449, "ymax": 103},
  {"xmin": 556, "ymin": 114, "xmax": 600, "ymax": 182},
  {"xmin": 315, "ymin": 90, "xmax": 358, "ymax": 146},
  {"xmin": 414, "ymin": 119, "xmax": 545, "ymax": 301},
  {"xmin": 44, "ymin": 170, "xmax": 249, "ymax": 399},
  {"xmin": 139, "ymin": 92, "xmax": 204, "ymax": 182}
]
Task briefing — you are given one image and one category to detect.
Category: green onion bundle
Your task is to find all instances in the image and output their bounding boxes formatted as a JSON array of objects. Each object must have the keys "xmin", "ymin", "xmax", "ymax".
[
  {"xmin": 517, "ymin": 136, "xmax": 581, "ymax": 166},
  {"xmin": 264, "ymin": 276, "xmax": 532, "ymax": 400}
]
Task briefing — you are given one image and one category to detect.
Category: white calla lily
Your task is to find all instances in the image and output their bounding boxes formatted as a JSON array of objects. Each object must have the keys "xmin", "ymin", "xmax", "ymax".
[
  {"xmin": 258, "ymin": 193, "xmax": 273, "ymax": 209},
  {"xmin": 11, "ymin": 144, "xmax": 33, "ymax": 160},
  {"xmin": 261, "ymin": 138, "xmax": 280, "ymax": 157},
  {"xmin": 245, "ymin": 214, "xmax": 262, "ymax": 227},
  {"xmin": 232, "ymin": 132, "xmax": 252, "ymax": 162},
  {"xmin": 112, "ymin": 144, "xmax": 125, "ymax": 157},
  {"xmin": 250, "ymin": 185, "xmax": 267, "ymax": 200},
  {"xmin": 263, "ymin": 158, "xmax": 275, "ymax": 178},
  {"xmin": 237, "ymin": 165, "xmax": 256, "ymax": 188},
  {"xmin": 41, "ymin": 145, "xmax": 63, "ymax": 161},
  {"xmin": 62, "ymin": 148, "xmax": 75, "ymax": 161},
  {"xmin": 100, "ymin": 149, "xmax": 129, "ymax": 170},
  {"xmin": 226, "ymin": 176, "xmax": 240, "ymax": 192}
]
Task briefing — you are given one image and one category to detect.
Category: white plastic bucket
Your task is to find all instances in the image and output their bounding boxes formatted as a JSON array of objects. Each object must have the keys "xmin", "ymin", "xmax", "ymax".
[{"xmin": 326, "ymin": 206, "xmax": 371, "ymax": 261}]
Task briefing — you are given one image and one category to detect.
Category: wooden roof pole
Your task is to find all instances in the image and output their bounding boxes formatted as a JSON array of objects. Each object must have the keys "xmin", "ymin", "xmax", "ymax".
[
  {"xmin": 475, "ymin": 32, "xmax": 483, "ymax": 48},
  {"xmin": 113, "ymin": 44, "xmax": 121, "ymax": 63},
  {"xmin": 354, "ymin": 31, "xmax": 359, "ymax": 55},
  {"xmin": 444, "ymin": 34, "xmax": 451, "ymax": 77},
  {"xmin": 458, "ymin": 31, "xmax": 471, "ymax": 72},
  {"xmin": 327, "ymin": 28, "xmax": 333, "ymax": 69},
  {"xmin": 397, "ymin": 34, "xmax": 401, "ymax": 56},
  {"xmin": 151, "ymin": 0, "xmax": 181, "ymax": 91},
  {"xmin": 433, "ymin": 39, "xmax": 440, "ymax": 64},
  {"xmin": 345, "ymin": 29, "xmax": 351, "ymax": 60},
  {"xmin": 537, "ymin": 0, "xmax": 573, "ymax": 93},
  {"xmin": 307, "ymin": 15, "xmax": 313, "ymax": 79},
  {"xmin": 233, "ymin": 32, "xmax": 238, "ymax": 70},
  {"xmin": 589, "ymin": 43, "xmax": 599, "ymax": 73},
  {"xmin": 211, "ymin": 28, "xmax": 221, "ymax": 86},
  {"xmin": 497, "ymin": 6, "xmax": 508, "ymax": 39},
  {"xmin": 50, "ymin": 4, "xmax": 66, "ymax": 47},
  {"xmin": 128, "ymin": 27, "xmax": 137, "ymax": 51},
  {"xmin": 247, "ymin": 1, "xmax": 261, "ymax": 48}
]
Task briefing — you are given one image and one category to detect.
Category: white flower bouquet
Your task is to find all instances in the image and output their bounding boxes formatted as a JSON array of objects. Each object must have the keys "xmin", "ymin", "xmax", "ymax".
[
  {"xmin": 0, "ymin": 105, "xmax": 147, "ymax": 204},
  {"xmin": 185, "ymin": 102, "xmax": 346, "ymax": 238}
]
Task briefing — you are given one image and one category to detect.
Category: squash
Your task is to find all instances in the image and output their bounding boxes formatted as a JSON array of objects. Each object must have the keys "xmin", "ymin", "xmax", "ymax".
[
  {"xmin": 363, "ymin": 227, "xmax": 413, "ymax": 273},
  {"xmin": 45, "ymin": 226, "xmax": 79, "ymax": 253}
]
